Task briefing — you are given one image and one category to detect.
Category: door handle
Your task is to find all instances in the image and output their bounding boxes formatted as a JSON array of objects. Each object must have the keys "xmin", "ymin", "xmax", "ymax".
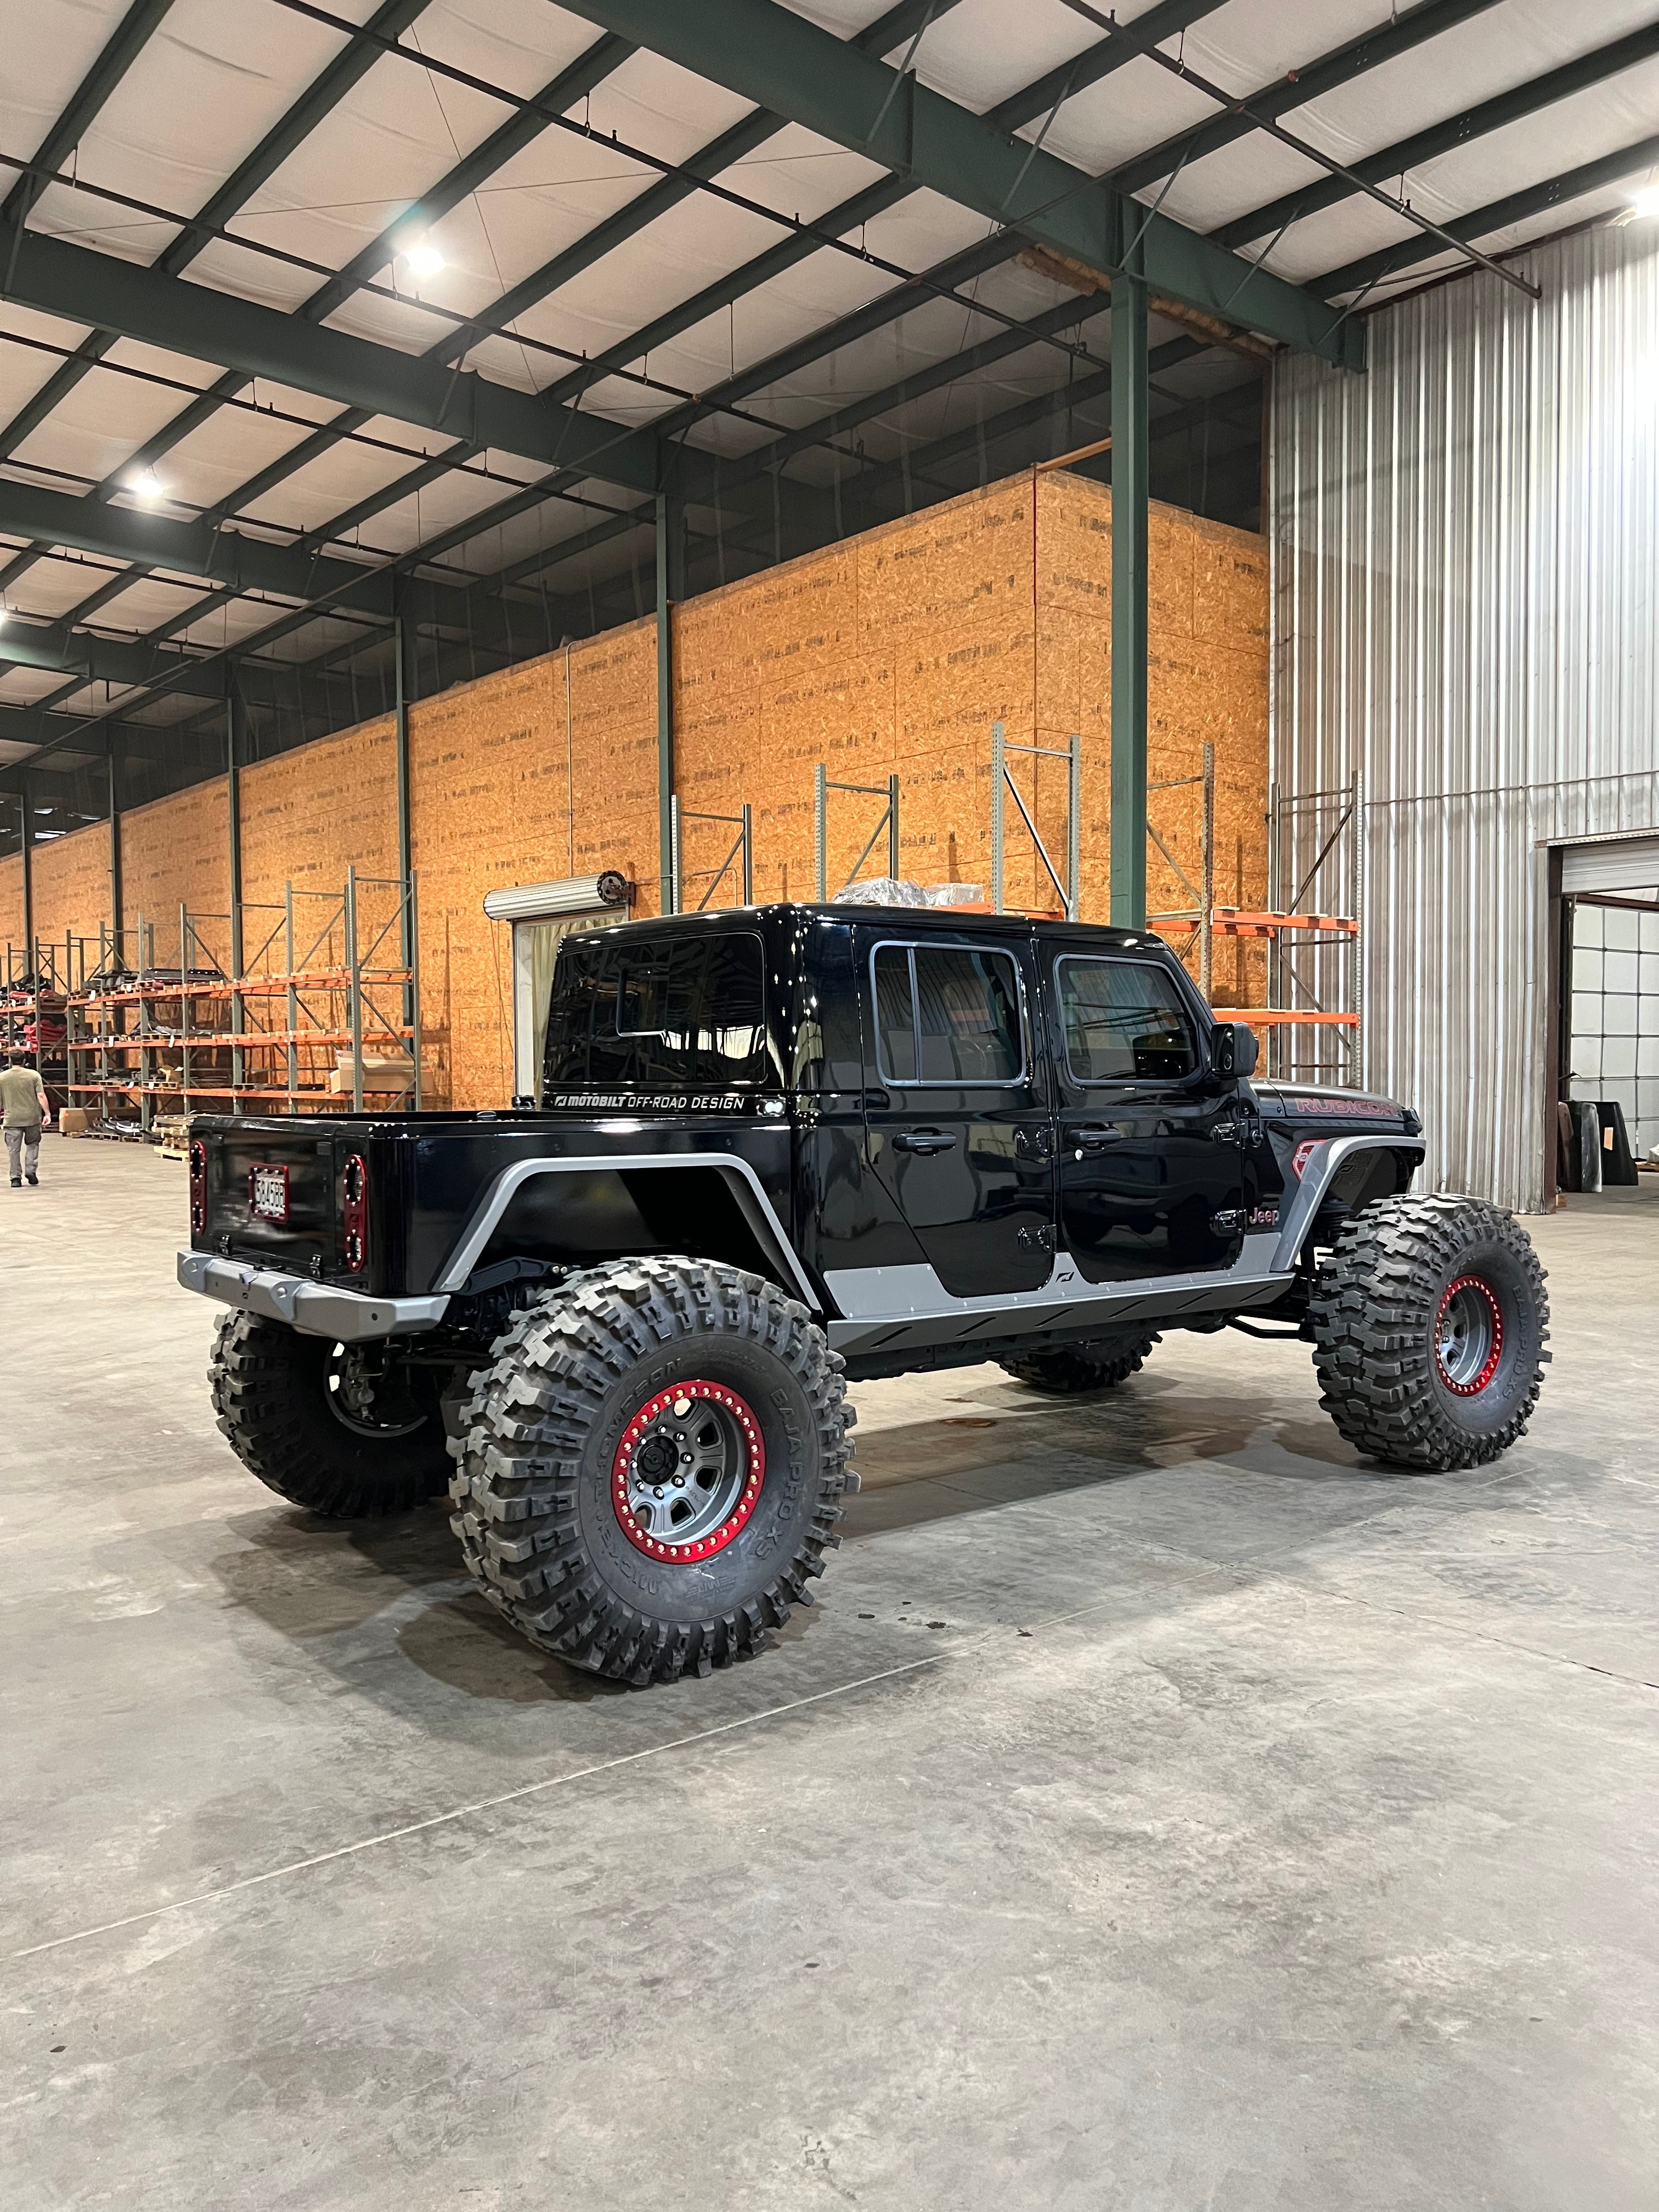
[
  {"xmin": 1073, "ymin": 1124, "xmax": 1124, "ymax": 1150},
  {"xmin": 893, "ymin": 1128, "xmax": 957, "ymax": 1155}
]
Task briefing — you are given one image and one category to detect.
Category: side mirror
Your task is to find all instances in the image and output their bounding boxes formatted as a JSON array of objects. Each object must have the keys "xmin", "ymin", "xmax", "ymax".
[{"xmin": 1209, "ymin": 1021, "xmax": 1259, "ymax": 1079}]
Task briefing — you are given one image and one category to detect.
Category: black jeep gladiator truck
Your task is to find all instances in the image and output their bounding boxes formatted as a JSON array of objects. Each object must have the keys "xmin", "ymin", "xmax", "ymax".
[{"xmin": 180, "ymin": 902, "xmax": 1548, "ymax": 1685}]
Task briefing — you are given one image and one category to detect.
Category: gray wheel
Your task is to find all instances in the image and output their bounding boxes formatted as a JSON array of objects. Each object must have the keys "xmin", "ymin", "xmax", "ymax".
[
  {"xmin": 448, "ymin": 1257, "xmax": 859, "ymax": 1685},
  {"xmin": 1308, "ymin": 1194, "xmax": 1549, "ymax": 1471},
  {"xmin": 1000, "ymin": 1332, "xmax": 1158, "ymax": 1395}
]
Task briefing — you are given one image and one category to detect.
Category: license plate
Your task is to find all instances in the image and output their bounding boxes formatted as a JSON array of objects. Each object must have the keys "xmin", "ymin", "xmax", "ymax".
[{"xmin": 248, "ymin": 1164, "xmax": 290, "ymax": 1223}]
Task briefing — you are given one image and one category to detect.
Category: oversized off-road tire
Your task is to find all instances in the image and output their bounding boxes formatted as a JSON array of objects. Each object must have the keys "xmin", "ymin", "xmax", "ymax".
[
  {"xmin": 1000, "ymin": 1332, "xmax": 1159, "ymax": 1395},
  {"xmin": 448, "ymin": 1257, "xmax": 858, "ymax": 1685},
  {"xmin": 209, "ymin": 1312, "xmax": 453, "ymax": 1515},
  {"xmin": 1308, "ymin": 1194, "xmax": 1549, "ymax": 1471}
]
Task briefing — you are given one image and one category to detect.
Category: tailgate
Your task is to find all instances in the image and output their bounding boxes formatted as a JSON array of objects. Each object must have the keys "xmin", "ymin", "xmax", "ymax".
[{"xmin": 199, "ymin": 1124, "xmax": 343, "ymax": 1276}]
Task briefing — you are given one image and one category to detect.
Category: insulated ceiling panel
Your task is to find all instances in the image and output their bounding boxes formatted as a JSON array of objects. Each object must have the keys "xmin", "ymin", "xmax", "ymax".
[{"xmin": 2, "ymin": 0, "xmax": 1657, "ymax": 768}]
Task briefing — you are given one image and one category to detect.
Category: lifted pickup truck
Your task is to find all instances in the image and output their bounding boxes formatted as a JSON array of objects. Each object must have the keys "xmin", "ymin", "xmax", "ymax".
[{"xmin": 181, "ymin": 902, "xmax": 1548, "ymax": 1684}]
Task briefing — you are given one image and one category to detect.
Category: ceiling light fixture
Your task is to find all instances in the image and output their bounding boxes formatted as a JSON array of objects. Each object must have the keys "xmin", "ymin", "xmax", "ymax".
[
  {"xmin": 400, "ymin": 238, "xmax": 445, "ymax": 280},
  {"xmin": 128, "ymin": 468, "xmax": 166, "ymax": 505},
  {"xmin": 1627, "ymin": 184, "xmax": 1659, "ymax": 221}
]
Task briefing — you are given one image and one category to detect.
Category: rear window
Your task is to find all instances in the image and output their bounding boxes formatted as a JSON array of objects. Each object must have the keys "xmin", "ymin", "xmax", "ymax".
[
  {"xmin": 543, "ymin": 930, "xmax": 772, "ymax": 1095},
  {"xmin": 872, "ymin": 944, "xmax": 1023, "ymax": 1084},
  {"xmin": 1058, "ymin": 956, "xmax": 1198, "ymax": 1082}
]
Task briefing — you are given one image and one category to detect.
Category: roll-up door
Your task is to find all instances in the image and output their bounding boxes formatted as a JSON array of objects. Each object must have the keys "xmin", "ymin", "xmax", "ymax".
[{"xmin": 1559, "ymin": 835, "xmax": 1659, "ymax": 895}]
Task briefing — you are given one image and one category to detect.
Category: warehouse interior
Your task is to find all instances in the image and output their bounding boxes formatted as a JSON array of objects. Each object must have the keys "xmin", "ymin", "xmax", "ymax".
[{"xmin": 3, "ymin": 3, "xmax": 1657, "ymax": 2206}]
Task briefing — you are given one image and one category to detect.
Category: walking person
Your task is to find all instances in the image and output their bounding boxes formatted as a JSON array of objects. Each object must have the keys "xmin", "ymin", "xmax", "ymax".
[{"xmin": 2, "ymin": 1045, "xmax": 50, "ymax": 1187}]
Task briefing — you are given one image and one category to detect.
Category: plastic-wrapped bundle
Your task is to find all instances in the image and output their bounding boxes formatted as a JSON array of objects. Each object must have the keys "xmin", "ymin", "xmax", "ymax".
[
  {"xmin": 830, "ymin": 878, "xmax": 987, "ymax": 909},
  {"xmin": 830, "ymin": 877, "xmax": 928, "ymax": 907}
]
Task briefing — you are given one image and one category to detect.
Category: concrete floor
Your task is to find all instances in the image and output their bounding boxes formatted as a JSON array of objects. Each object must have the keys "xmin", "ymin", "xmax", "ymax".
[{"xmin": 2, "ymin": 1142, "xmax": 1656, "ymax": 2211}]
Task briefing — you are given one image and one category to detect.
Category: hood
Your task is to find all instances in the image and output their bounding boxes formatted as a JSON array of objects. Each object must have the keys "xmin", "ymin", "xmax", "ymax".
[{"xmin": 1252, "ymin": 1082, "xmax": 1419, "ymax": 1132}]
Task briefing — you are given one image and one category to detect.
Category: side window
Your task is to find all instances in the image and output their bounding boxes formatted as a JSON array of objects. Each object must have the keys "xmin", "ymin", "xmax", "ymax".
[
  {"xmin": 873, "ymin": 944, "xmax": 1023, "ymax": 1084},
  {"xmin": 872, "ymin": 946, "xmax": 917, "ymax": 1080},
  {"xmin": 1059, "ymin": 957, "xmax": 1198, "ymax": 1082}
]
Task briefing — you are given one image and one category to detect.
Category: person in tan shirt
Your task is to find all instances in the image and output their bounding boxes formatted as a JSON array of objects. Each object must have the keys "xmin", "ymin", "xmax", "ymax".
[{"xmin": 2, "ymin": 1047, "xmax": 50, "ymax": 1186}]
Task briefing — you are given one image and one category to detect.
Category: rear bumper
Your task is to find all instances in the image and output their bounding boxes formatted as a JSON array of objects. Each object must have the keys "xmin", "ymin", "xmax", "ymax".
[{"xmin": 176, "ymin": 1251, "xmax": 449, "ymax": 1340}]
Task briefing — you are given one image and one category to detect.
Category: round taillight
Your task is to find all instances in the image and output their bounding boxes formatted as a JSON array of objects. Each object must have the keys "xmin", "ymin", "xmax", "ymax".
[{"xmin": 342, "ymin": 1153, "xmax": 369, "ymax": 1273}]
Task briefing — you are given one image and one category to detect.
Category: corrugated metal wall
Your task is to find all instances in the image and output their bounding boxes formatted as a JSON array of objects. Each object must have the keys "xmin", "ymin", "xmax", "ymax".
[{"xmin": 1271, "ymin": 223, "xmax": 1659, "ymax": 1211}]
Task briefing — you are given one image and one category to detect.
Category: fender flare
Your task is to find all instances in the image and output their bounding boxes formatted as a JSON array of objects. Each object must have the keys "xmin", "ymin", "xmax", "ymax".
[
  {"xmin": 1271, "ymin": 1134, "xmax": 1426, "ymax": 1273},
  {"xmin": 433, "ymin": 1152, "xmax": 821, "ymax": 1310}
]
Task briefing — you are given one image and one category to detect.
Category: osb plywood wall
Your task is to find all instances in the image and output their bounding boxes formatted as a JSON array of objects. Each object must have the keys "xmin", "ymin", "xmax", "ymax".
[
  {"xmin": 1, "ymin": 464, "xmax": 1269, "ymax": 1107},
  {"xmin": 239, "ymin": 716, "xmax": 398, "ymax": 904},
  {"xmin": 29, "ymin": 821, "xmax": 110, "ymax": 955},
  {"xmin": 121, "ymin": 776, "xmax": 232, "ymax": 964},
  {"xmin": 408, "ymin": 625, "xmax": 657, "ymax": 1109},
  {"xmin": 670, "ymin": 469, "xmax": 1268, "ymax": 1009},
  {"xmin": 0, "ymin": 852, "xmax": 22, "ymax": 952}
]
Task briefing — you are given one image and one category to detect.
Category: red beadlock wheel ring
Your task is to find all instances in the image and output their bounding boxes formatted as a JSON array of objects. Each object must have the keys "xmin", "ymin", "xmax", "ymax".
[
  {"xmin": 1435, "ymin": 1274, "xmax": 1504, "ymax": 1395},
  {"xmin": 611, "ymin": 1379, "xmax": 766, "ymax": 1562}
]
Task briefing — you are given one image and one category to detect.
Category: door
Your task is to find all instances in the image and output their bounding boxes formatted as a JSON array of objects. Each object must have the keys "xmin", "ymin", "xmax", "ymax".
[
  {"xmin": 1048, "ymin": 949, "xmax": 1245, "ymax": 1282},
  {"xmin": 861, "ymin": 933, "xmax": 1054, "ymax": 1297}
]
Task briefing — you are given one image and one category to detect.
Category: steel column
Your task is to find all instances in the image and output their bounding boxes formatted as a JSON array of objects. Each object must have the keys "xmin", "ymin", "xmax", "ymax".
[
  {"xmin": 394, "ymin": 605, "xmax": 416, "ymax": 1052},
  {"xmin": 19, "ymin": 773, "xmax": 33, "ymax": 956},
  {"xmin": 345, "ymin": 864, "xmax": 364, "ymax": 1114},
  {"xmin": 656, "ymin": 494, "xmax": 683, "ymax": 911},
  {"xmin": 228, "ymin": 689, "xmax": 246, "ymax": 1097},
  {"xmin": 1110, "ymin": 274, "xmax": 1149, "ymax": 928},
  {"xmin": 106, "ymin": 731, "xmax": 123, "ymax": 939}
]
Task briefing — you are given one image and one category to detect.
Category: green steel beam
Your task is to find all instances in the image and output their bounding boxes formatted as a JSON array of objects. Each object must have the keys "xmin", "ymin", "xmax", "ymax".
[
  {"xmin": 0, "ymin": 617, "xmax": 227, "ymax": 701},
  {"xmin": 538, "ymin": 4, "xmax": 1246, "ymax": 419},
  {"xmin": 84, "ymin": 28, "xmax": 634, "ymax": 503},
  {"xmin": 1010, "ymin": 1, "xmax": 1228, "ymax": 132},
  {"xmin": 775, "ymin": 340, "xmax": 1223, "ymax": 519},
  {"xmin": 0, "ymin": 0, "xmax": 432, "ymax": 478},
  {"xmin": 555, "ymin": 0, "xmax": 1360, "ymax": 366},
  {"xmin": 0, "ymin": 225, "xmax": 715, "ymax": 500},
  {"xmin": 131, "ymin": 4, "xmax": 965, "ymax": 636},
  {"xmin": 0, "ymin": 0, "xmax": 176, "ymax": 229},
  {"xmin": 0, "ymin": 479, "xmax": 399, "ymax": 613},
  {"xmin": 0, "ymin": 699, "xmax": 215, "ymax": 759},
  {"xmin": 1112, "ymin": 0, "xmax": 1502, "ymax": 196},
  {"xmin": 1109, "ymin": 275, "xmax": 1149, "ymax": 929},
  {"xmin": 1312, "ymin": 129, "xmax": 1659, "ymax": 301},
  {"xmin": 9, "ymin": 1, "xmax": 1242, "ymax": 710},
  {"xmin": 1220, "ymin": 27, "xmax": 1659, "ymax": 251}
]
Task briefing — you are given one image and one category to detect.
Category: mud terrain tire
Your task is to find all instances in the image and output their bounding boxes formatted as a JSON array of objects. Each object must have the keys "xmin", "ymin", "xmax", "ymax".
[
  {"xmin": 1308, "ymin": 1194, "xmax": 1548, "ymax": 1471},
  {"xmin": 209, "ymin": 1311, "xmax": 452, "ymax": 1515},
  {"xmin": 1000, "ymin": 1333, "xmax": 1159, "ymax": 1395},
  {"xmin": 448, "ymin": 1257, "xmax": 857, "ymax": 1685}
]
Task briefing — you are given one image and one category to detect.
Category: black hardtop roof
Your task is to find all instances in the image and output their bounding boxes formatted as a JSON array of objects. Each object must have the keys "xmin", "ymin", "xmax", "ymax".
[{"xmin": 577, "ymin": 901, "xmax": 1159, "ymax": 952}]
